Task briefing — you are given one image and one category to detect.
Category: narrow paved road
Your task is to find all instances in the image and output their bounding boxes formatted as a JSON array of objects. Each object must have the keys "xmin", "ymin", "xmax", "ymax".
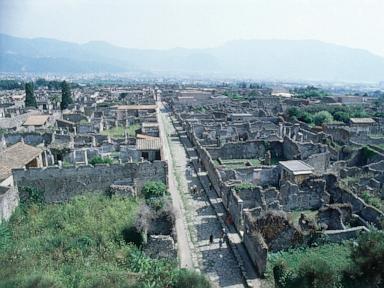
[
  {"xmin": 158, "ymin": 102, "xmax": 246, "ymax": 288},
  {"xmin": 157, "ymin": 103, "xmax": 194, "ymax": 269}
]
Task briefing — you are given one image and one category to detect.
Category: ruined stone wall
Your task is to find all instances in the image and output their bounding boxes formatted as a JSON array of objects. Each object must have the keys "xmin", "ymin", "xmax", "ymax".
[
  {"xmin": 305, "ymin": 152, "xmax": 330, "ymax": 174},
  {"xmin": 3, "ymin": 132, "xmax": 52, "ymax": 146},
  {"xmin": 206, "ymin": 140, "xmax": 274, "ymax": 160},
  {"xmin": 243, "ymin": 231, "xmax": 268, "ymax": 276},
  {"xmin": 325, "ymin": 174, "xmax": 384, "ymax": 228},
  {"xmin": 279, "ymin": 178, "xmax": 329, "ymax": 211},
  {"xmin": 0, "ymin": 185, "xmax": 19, "ymax": 223},
  {"xmin": 282, "ymin": 137, "xmax": 300, "ymax": 159},
  {"xmin": 13, "ymin": 161, "xmax": 167, "ymax": 203}
]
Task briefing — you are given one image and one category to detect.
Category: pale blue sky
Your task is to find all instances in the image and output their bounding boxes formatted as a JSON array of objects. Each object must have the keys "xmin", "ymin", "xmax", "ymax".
[{"xmin": 1, "ymin": 0, "xmax": 384, "ymax": 56}]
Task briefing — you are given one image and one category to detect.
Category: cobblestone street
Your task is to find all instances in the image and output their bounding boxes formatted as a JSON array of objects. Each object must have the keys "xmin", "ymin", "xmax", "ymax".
[{"xmin": 158, "ymin": 103, "xmax": 246, "ymax": 287}]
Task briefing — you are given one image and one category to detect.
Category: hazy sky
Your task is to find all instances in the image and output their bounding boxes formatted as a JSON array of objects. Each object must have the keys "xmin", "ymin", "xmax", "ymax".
[{"xmin": 1, "ymin": 0, "xmax": 384, "ymax": 56}]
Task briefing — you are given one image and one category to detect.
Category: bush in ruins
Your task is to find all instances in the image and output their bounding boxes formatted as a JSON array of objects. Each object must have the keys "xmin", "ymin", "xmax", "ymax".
[{"xmin": 142, "ymin": 181, "xmax": 168, "ymax": 199}]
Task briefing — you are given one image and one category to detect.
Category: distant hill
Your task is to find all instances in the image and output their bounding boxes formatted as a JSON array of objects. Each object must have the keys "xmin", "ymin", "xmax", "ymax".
[{"xmin": 1, "ymin": 33, "xmax": 384, "ymax": 82}]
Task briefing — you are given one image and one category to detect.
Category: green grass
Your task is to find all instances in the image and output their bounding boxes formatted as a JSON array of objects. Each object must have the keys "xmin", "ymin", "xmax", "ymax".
[
  {"xmin": 361, "ymin": 191, "xmax": 384, "ymax": 211},
  {"xmin": 218, "ymin": 158, "xmax": 262, "ymax": 169},
  {"xmin": 0, "ymin": 195, "xmax": 141, "ymax": 287},
  {"xmin": 266, "ymin": 242, "xmax": 352, "ymax": 283},
  {"xmin": 101, "ymin": 124, "xmax": 140, "ymax": 138},
  {"xmin": 0, "ymin": 195, "xmax": 208, "ymax": 288}
]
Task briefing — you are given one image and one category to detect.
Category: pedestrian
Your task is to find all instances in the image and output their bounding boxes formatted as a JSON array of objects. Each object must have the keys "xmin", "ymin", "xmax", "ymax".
[
  {"xmin": 219, "ymin": 238, "xmax": 223, "ymax": 249},
  {"xmin": 209, "ymin": 234, "xmax": 214, "ymax": 245}
]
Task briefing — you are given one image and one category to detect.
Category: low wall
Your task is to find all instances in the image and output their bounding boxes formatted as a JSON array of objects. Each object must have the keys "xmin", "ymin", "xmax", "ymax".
[
  {"xmin": 324, "ymin": 226, "xmax": 369, "ymax": 242},
  {"xmin": 13, "ymin": 161, "xmax": 167, "ymax": 203},
  {"xmin": 243, "ymin": 231, "xmax": 268, "ymax": 276},
  {"xmin": 0, "ymin": 186, "xmax": 19, "ymax": 223}
]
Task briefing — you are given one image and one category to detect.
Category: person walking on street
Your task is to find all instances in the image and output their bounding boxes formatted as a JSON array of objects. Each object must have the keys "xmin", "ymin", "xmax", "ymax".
[{"xmin": 209, "ymin": 234, "xmax": 214, "ymax": 245}]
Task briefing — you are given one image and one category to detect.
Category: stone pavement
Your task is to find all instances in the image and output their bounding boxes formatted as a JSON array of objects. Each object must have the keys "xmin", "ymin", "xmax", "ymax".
[{"xmin": 158, "ymin": 103, "xmax": 246, "ymax": 288}]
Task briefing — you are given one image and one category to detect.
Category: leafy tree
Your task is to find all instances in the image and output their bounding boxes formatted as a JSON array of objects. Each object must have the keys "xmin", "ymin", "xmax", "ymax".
[
  {"xmin": 349, "ymin": 230, "xmax": 384, "ymax": 285},
  {"xmin": 0, "ymin": 80, "xmax": 23, "ymax": 90},
  {"xmin": 25, "ymin": 82, "xmax": 37, "ymax": 108},
  {"xmin": 333, "ymin": 111, "xmax": 350, "ymax": 123},
  {"xmin": 292, "ymin": 86, "xmax": 328, "ymax": 99},
  {"xmin": 60, "ymin": 81, "xmax": 73, "ymax": 110},
  {"xmin": 313, "ymin": 111, "xmax": 333, "ymax": 126}
]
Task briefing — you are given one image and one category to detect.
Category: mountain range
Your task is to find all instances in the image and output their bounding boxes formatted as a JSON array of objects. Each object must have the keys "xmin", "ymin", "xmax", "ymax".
[{"xmin": 1, "ymin": 33, "xmax": 384, "ymax": 82}]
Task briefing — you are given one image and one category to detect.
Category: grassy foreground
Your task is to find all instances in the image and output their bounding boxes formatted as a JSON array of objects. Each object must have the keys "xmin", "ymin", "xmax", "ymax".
[{"xmin": 0, "ymin": 195, "xmax": 210, "ymax": 288}]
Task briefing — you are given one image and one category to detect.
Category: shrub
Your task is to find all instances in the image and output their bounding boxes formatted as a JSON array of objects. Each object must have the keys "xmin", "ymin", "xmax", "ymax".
[
  {"xmin": 172, "ymin": 269, "xmax": 211, "ymax": 288},
  {"xmin": 297, "ymin": 257, "xmax": 338, "ymax": 287},
  {"xmin": 273, "ymin": 259, "xmax": 295, "ymax": 288},
  {"xmin": 21, "ymin": 186, "xmax": 44, "ymax": 204},
  {"xmin": 89, "ymin": 156, "xmax": 113, "ymax": 165},
  {"xmin": 141, "ymin": 181, "xmax": 167, "ymax": 199}
]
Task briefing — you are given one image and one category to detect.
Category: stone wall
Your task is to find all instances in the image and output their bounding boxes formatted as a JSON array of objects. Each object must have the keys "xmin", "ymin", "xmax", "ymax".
[
  {"xmin": 13, "ymin": 161, "xmax": 167, "ymax": 203},
  {"xmin": 324, "ymin": 226, "xmax": 369, "ymax": 242},
  {"xmin": 279, "ymin": 178, "xmax": 330, "ymax": 211},
  {"xmin": 325, "ymin": 174, "xmax": 384, "ymax": 228},
  {"xmin": 0, "ymin": 185, "xmax": 19, "ymax": 223},
  {"xmin": 206, "ymin": 140, "xmax": 282, "ymax": 161},
  {"xmin": 243, "ymin": 231, "xmax": 268, "ymax": 276},
  {"xmin": 3, "ymin": 132, "xmax": 52, "ymax": 146},
  {"xmin": 143, "ymin": 235, "xmax": 177, "ymax": 259},
  {"xmin": 305, "ymin": 152, "xmax": 330, "ymax": 174}
]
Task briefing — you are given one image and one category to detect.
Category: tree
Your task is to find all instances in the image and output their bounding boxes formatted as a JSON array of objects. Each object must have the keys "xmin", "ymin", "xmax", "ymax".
[
  {"xmin": 333, "ymin": 111, "xmax": 350, "ymax": 123},
  {"xmin": 60, "ymin": 81, "xmax": 73, "ymax": 110},
  {"xmin": 313, "ymin": 111, "xmax": 333, "ymax": 126},
  {"xmin": 350, "ymin": 230, "xmax": 384, "ymax": 285},
  {"xmin": 25, "ymin": 82, "xmax": 37, "ymax": 108}
]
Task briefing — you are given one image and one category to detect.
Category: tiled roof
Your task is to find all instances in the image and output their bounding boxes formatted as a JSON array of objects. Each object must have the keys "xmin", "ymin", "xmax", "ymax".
[
  {"xmin": 0, "ymin": 142, "xmax": 42, "ymax": 181},
  {"xmin": 350, "ymin": 118, "xmax": 375, "ymax": 124},
  {"xmin": 114, "ymin": 105, "xmax": 157, "ymax": 110},
  {"xmin": 23, "ymin": 115, "xmax": 49, "ymax": 126},
  {"xmin": 279, "ymin": 160, "xmax": 314, "ymax": 175},
  {"xmin": 136, "ymin": 138, "xmax": 162, "ymax": 150}
]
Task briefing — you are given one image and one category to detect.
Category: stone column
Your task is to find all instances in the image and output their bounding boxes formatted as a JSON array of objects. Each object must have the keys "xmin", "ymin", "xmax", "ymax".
[
  {"xmin": 43, "ymin": 150, "xmax": 48, "ymax": 167},
  {"xmin": 298, "ymin": 132, "xmax": 304, "ymax": 143},
  {"xmin": 279, "ymin": 123, "xmax": 283, "ymax": 138},
  {"xmin": 84, "ymin": 150, "xmax": 88, "ymax": 165},
  {"xmin": 293, "ymin": 124, "xmax": 300, "ymax": 141}
]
